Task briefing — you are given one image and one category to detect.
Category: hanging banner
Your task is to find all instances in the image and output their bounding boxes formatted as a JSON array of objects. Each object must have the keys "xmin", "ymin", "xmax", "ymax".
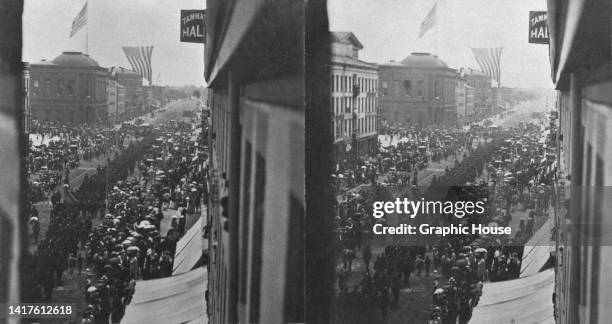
[
  {"xmin": 529, "ymin": 11, "xmax": 549, "ymax": 44},
  {"xmin": 180, "ymin": 10, "xmax": 206, "ymax": 43}
]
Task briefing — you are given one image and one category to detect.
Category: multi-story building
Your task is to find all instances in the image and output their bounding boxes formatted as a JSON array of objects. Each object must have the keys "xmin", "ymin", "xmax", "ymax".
[
  {"xmin": 460, "ymin": 68, "xmax": 492, "ymax": 117},
  {"xmin": 23, "ymin": 62, "xmax": 31, "ymax": 134},
  {"xmin": 547, "ymin": 1, "xmax": 612, "ymax": 323},
  {"xmin": 106, "ymin": 79, "xmax": 126, "ymax": 117},
  {"xmin": 465, "ymin": 85, "xmax": 475, "ymax": 123},
  {"xmin": 378, "ymin": 52, "xmax": 458, "ymax": 127},
  {"xmin": 110, "ymin": 66, "xmax": 144, "ymax": 113},
  {"xmin": 117, "ymin": 84, "xmax": 127, "ymax": 116},
  {"xmin": 204, "ymin": 1, "xmax": 327, "ymax": 323},
  {"xmin": 455, "ymin": 77, "xmax": 467, "ymax": 126},
  {"xmin": 30, "ymin": 52, "xmax": 109, "ymax": 124},
  {"xmin": 330, "ymin": 31, "xmax": 378, "ymax": 162}
]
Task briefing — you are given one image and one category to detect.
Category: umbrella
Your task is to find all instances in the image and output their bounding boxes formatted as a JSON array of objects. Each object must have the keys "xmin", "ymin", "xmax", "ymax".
[
  {"xmin": 127, "ymin": 246, "xmax": 140, "ymax": 252},
  {"xmin": 474, "ymin": 248, "xmax": 487, "ymax": 253}
]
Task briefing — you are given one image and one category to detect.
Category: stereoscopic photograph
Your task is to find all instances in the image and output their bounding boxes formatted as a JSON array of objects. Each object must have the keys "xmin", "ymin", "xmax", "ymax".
[{"xmin": 0, "ymin": 0, "xmax": 610, "ymax": 323}]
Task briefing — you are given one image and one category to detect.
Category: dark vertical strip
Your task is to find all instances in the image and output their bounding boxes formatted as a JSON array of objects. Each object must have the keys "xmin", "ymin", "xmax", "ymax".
[
  {"xmin": 227, "ymin": 71, "xmax": 241, "ymax": 323},
  {"xmin": 590, "ymin": 155, "xmax": 603, "ymax": 323},
  {"xmin": 0, "ymin": 0, "xmax": 24, "ymax": 304},
  {"xmin": 284, "ymin": 194, "xmax": 305, "ymax": 323},
  {"xmin": 305, "ymin": 0, "xmax": 334, "ymax": 322},
  {"xmin": 568, "ymin": 72, "xmax": 582, "ymax": 324},
  {"xmin": 249, "ymin": 153, "xmax": 265, "ymax": 323},
  {"xmin": 239, "ymin": 141, "xmax": 252, "ymax": 304}
]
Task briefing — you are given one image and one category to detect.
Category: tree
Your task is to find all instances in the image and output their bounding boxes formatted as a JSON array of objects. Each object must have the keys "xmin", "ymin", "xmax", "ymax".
[{"xmin": 193, "ymin": 90, "xmax": 200, "ymax": 99}]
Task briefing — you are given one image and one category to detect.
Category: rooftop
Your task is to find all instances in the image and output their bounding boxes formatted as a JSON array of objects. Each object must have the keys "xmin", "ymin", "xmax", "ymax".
[{"xmin": 51, "ymin": 52, "xmax": 100, "ymax": 67}]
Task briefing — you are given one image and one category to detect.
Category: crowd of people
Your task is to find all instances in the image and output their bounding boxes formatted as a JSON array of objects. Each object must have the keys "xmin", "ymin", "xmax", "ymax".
[
  {"xmin": 22, "ymin": 107, "xmax": 210, "ymax": 323},
  {"xmin": 332, "ymin": 111, "xmax": 559, "ymax": 323},
  {"xmin": 27, "ymin": 118, "xmax": 129, "ymax": 203}
]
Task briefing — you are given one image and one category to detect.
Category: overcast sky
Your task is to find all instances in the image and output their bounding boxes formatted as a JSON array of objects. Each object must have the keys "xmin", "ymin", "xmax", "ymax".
[
  {"xmin": 329, "ymin": 0, "xmax": 553, "ymax": 89},
  {"xmin": 23, "ymin": 0, "xmax": 206, "ymax": 86}
]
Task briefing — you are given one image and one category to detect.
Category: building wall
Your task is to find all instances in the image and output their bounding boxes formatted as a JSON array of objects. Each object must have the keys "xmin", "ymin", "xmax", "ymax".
[
  {"xmin": 330, "ymin": 62, "xmax": 378, "ymax": 161},
  {"xmin": 379, "ymin": 65, "xmax": 458, "ymax": 127},
  {"xmin": 554, "ymin": 77, "xmax": 612, "ymax": 324},
  {"xmin": 30, "ymin": 64, "xmax": 108, "ymax": 124},
  {"xmin": 112, "ymin": 67, "xmax": 143, "ymax": 112},
  {"xmin": 23, "ymin": 63, "xmax": 31, "ymax": 133},
  {"xmin": 117, "ymin": 85, "xmax": 127, "ymax": 115},
  {"xmin": 208, "ymin": 75, "xmax": 304, "ymax": 324},
  {"xmin": 456, "ymin": 78, "xmax": 466, "ymax": 126},
  {"xmin": 107, "ymin": 79, "xmax": 118, "ymax": 116},
  {"xmin": 464, "ymin": 72, "xmax": 492, "ymax": 115},
  {"xmin": 466, "ymin": 86, "xmax": 475, "ymax": 120}
]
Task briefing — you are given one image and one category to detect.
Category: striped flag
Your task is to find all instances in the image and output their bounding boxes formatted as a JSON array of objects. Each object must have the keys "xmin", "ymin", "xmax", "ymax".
[
  {"xmin": 419, "ymin": 3, "xmax": 437, "ymax": 38},
  {"xmin": 69, "ymin": 2, "xmax": 87, "ymax": 38},
  {"xmin": 471, "ymin": 47, "xmax": 503, "ymax": 86},
  {"xmin": 122, "ymin": 46, "xmax": 154, "ymax": 85}
]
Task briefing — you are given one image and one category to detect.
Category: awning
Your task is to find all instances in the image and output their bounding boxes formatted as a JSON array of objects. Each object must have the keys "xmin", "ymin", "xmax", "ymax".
[
  {"xmin": 470, "ymin": 269, "xmax": 555, "ymax": 324},
  {"xmin": 173, "ymin": 217, "xmax": 204, "ymax": 275},
  {"xmin": 121, "ymin": 267, "xmax": 207, "ymax": 324},
  {"xmin": 521, "ymin": 216, "xmax": 555, "ymax": 277}
]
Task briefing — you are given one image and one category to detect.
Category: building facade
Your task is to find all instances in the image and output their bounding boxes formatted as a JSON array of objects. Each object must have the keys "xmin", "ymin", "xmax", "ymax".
[
  {"xmin": 465, "ymin": 85, "xmax": 475, "ymax": 122},
  {"xmin": 110, "ymin": 66, "xmax": 144, "ymax": 114},
  {"xmin": 548, "ymin": 1, "xmax": 612, "ymax": 324},
  {"xmin": 379, "ymin": 53, "xmax": 458, "ymax": 127},
  {"xmin": 106, "ymin": 79, "xmax": 126, "ymax": 117},
  {"xmin": 204, "ymin": 1, "xmax": 310, "ymax": 323},
  {"xmin": 23, "ymin": 62, "xmax": 31, "ymax": 134},
  {"xmin": 30, "ymin": 52, "xmax": 109, "ymax": 124},
  {"xmin": 455, "ymin": 77, "xmax": 466, "ymax": 126},
  {"xmin": 460, "ymin": 68, "xmax": 492, "ymax": 117},
  {"xmin": 330, "ymin": 31, "xmax": 378, "ymax": 163}
]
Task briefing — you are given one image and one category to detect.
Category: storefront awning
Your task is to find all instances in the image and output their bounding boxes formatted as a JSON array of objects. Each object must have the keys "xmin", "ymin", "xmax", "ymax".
[
  {"xmin": 470, "ymin": 269, "xmax": 555, "ymax": 324},
  {"xmin": 173, "ymin": 217, "xmax": 204, "ymax": 275},
  {"xmin": 121, "ymin": 267, "xmax": 207, "ymax": 324},
  {"xmin": 521, "ymin": 216, "xmax": 554, "ymax": 278}
]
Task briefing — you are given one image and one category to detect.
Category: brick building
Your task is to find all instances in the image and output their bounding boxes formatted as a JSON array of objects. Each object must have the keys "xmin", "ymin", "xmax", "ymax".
[
  {"xmin": 379, "ymin": 52, "xmax": 458, "ymax": 127},
  {"xmin": 30, "ymin": 52, "xmax": 109, "ymax": 124}
]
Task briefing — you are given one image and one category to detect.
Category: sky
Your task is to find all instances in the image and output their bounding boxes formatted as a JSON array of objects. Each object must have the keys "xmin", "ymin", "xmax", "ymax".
[
  {"xmin": 328, "ymin": 0, "xmax": 553, "ymax": 89},
  {"xmin": 23, "ymin": 0, "xmax": 206, "ymax": 87}
]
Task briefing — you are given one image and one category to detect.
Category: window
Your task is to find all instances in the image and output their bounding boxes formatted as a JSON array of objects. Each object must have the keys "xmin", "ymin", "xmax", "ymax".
[
  {"xmin": 44, "ymin": 79, "xmax": 52, "ymax": 97},
  {"xmin": 382, "ymin": 81, "xmax": 388, "ymax": 96},
  {"xmin": 394, "ymin": 80, "xmax": 399, "ymax": 94},
  {"xmin": 417, "ymin": 80, "xmax": 424, "ymax": 97},
  {"xmin": 67, "ymin": 80, "xmax": 75, "ymax": 96},
  {"xmin": 33, "ymin": 79, "xmax": 39, "ymax": 96},
  {"xmin": 403, "ymin": 80, "xmax": 411, "ymax": 96},
  {"xmin": 433, "ymin": 79, "xmax": 438, "ymax": 99}
]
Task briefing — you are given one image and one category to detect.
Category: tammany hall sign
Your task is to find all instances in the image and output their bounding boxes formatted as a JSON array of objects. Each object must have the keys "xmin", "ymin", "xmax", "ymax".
[
  {"xmin": 529, "ymin": 11, "xmax": 549, "ymax": 44},
  {"xmin": 181, "ymin": 10, "xmax": 205, "ymax": 43}
]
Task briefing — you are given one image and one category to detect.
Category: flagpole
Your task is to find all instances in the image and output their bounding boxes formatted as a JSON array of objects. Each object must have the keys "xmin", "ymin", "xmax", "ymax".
[
  {"xmin": 434, "ymin": 0, "xmax": 439, "ymax": 55},
  {"xmin": 86, "ymin": 2, "xmax": 89, "ymax": 55}
]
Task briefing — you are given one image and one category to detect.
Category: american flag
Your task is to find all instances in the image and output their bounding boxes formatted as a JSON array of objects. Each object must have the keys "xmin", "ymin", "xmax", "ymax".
[
  {"xmin": 69, "ymin": 2, "xmax": 87, "ymax": 38},
  {"xmin": 471, "ymin": 47, "xmax": 503, "ymax": 86},
  {"xmin": 122, "ymin": 46, "xmax": 154, "ymax": 85},
  {"xmin": 419, "ymin": 3, "xmax": 437, "ymax": 38}
]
